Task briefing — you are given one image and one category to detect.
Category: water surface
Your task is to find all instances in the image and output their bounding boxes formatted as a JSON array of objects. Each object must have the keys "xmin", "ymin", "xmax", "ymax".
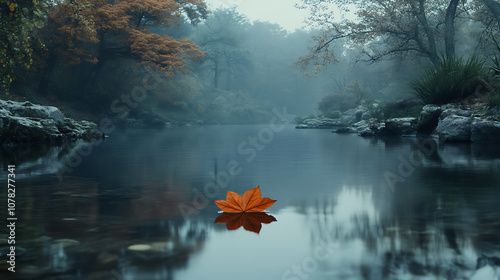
[{"xmin": 1, "ymin": 125, "xmax": 499, "ymax": 279}]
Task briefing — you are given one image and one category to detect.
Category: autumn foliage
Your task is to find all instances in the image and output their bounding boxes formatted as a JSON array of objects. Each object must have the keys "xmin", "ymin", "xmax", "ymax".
[
  {"xmin": 45, "ymin": 0, "xmax": 208, "ymax": 73},
  {"xmin": 214, "ymin": 186, "xmax": 277, "ymax": 234},
  {"xmin": 214, "ymin": 186, "xmax": 277, "ymax": 213}
]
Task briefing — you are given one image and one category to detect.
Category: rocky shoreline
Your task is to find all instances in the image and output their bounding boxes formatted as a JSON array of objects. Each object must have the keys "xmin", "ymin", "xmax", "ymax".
[
  {"xmin": 296, "ymin": 103, "xmax": 500, "ymax": 143},
  {"xmin": 0, "ymin": 100, "xmax": 103, "ymax": 147},
  {"xmin": 3, "ymin": 98, "xmax": 499, "ymax": 146}
]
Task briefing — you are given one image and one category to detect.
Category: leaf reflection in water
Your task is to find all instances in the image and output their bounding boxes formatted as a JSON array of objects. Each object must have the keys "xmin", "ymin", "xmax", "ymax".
[{"xmin": 215, "ymin": 212, "xmax": 277, "ymax": 234}]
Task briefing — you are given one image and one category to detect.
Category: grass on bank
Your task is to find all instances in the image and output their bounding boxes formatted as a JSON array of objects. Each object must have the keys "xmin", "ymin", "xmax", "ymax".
[
  {"xmin": 487, "ymin": 35, "xmax": 500, "ymax": 107},
  {"xmin": 410, "ymin": 56, "xmax": 487, "ymax": 105}
]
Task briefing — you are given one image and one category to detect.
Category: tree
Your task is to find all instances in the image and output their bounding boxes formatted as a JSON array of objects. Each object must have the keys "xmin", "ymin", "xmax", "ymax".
[
  {"xmin": 482, "ymin": 0, "xmax": 500, "ymax": 23},
  {"xmin": 295, "ymin": 0, "xmax": 469, "ymax": 75},
  {"xmin": 192, "ymin": 8, "xmax": 251, "ymax": 90},
  {"xmin": 1, "ymin": 0, "xmax": 49, "ymax": 92},
  {"xmin": 40, "ymin": 0, "xmax": 208, "ymax": 93},
  {"xmin": 445, "ymin": 0, "xmax": 460, "ymax": 58}
]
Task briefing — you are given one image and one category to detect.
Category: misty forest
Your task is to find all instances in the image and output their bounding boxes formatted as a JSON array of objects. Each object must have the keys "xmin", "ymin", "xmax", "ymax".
[{"xmin": 1, "ymin": 0, "xmax": 500, "ymax": 279}]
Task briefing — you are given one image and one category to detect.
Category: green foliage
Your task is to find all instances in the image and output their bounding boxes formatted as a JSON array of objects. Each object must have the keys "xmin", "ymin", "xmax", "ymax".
[
  {"xmin": 322, "ymin": 110, "xmax": 341, "ymax": 119},
  {"xmin": 196, "ymin": 89, "xmax": 271, "ymax": 124},
  {"xmin": 487, "ymin": 35, "xmax": 500, "ymax": 107},
  {"xmin": 193, "ymin": 8, "xmax": 252, "ymax": 91},
  {"xmin": 318, "ymin": 92, "xmax": 356, "ymax": 113},
  {"xmin": 487, "ymin": 92, "xmax": 500, "ymax": 106},
  {"xmin": 0, "ymin": 0, "xmax": 49, "ymax": 92},
  {"xmin": 491, "ymin": 34, "xmax": 500, "ymax": 76},
  {"xmin": 361, "ymin": 100, "xmax": 384, "ymax": 120},
  {"xmin": 378, "ymin": 83, "xmax": 412, "ymax": 101},
  {"xmin": 318, "ymin": 80, "xmax": 369, "ymax": 116},
  {"xmin": 153, "ymin": 74, "xmax": 202, "ymax": 112},
  {"xmin": 410, "ymin": 56, "xmax": 487, "ymax": 105},
  {"xmin": 344, "ymin": 81, "xmax": 367, "ymax": 105}
]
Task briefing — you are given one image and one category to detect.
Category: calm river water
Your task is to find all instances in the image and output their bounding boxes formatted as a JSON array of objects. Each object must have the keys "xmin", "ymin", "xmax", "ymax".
[{"xmin": 1, "ymin": 125, "xmax": 500, "ymax": 280}]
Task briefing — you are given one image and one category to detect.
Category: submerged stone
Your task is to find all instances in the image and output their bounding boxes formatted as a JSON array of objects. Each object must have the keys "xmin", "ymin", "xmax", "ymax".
[{"xmin": 127, "ymin": 244, "xmax": 152, "ymax": 251}]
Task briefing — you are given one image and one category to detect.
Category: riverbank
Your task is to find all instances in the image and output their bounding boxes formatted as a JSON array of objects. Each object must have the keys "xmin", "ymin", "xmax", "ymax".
[
  {"xmin": 0, "ymin": 98, "xmax": 207, "ymax": 147},
  {"xmin": 296, "ymin": 102, "xmax": 500, "ymax": 143}
]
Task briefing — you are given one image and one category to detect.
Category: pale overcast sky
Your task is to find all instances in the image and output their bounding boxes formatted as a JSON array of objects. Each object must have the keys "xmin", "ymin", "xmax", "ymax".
[{"xmin": 204, "ymin": 0, "xmax": 310, "ymax": 31}]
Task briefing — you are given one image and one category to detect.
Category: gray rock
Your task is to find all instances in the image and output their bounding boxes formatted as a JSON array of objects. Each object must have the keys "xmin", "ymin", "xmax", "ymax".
[
  {"xmin": 0, "ymin": 100, "xmax": 101, "ymax": 146},
  {"xmin": 296, "ymin": 118, "xmax": 342, "ymax": 129},
  {"xmin": 384, "ymin": 117, "xmax": 417, "ymax": 135},
  {"xmin": 0, "ymin": 116, "xmax": 50, "ymax": 143},
  {"xmin": 471, "ymin": 118, "xmax": 500, "ymax": 143},
  {"xmin": 40, "ymin": 119, "xmax": 63, "ymax": 136},
  {"xmin": 352, "ymin": 120, "xmax": 369, "ymax": 129},
  {"xmin": 341, "ymin": 106, "xmax": 367, "ymax": 125},
  {"xmin": 358, "ymin": 127, "xmax": 375, "ymax": 137},
  {"xmin": 352, "ymin": 119, "xmax": 385, "ymax": 137},
  {"xmin": 436, "ymin": 115, "xmax": 472, "ymax": 142},
  {"xmin": 361, "ymin": 111, "xmax": 372, "ymax": 120},
  {"xmin": 335, "ymin": 120, "xmax": 370, "ymax": 133},
  {"xmin": 440, "ymin": 108, "xmax": 471, "ymax": 120},
  {"xmin": 305, "ymin": 118, "xmax": 341, "ymax": 127},
  {"xmin": 440, "ymin": 104, "xmax": 461, "ymax": 110},
  {"xmin": 0, "ymin": 107, "xmax": 12, "ymax": 118},
  {"xmin": 0, "ymin": 100, "xmax": 65, "ymax": 122},
  {"xmin": 351, "ymin": 120, "xmax": 373, "ymax": 133},
  {"xmin": 298, "ymin": 105, "xmax": 374, "ymax": 129},
  {"xmin": 417, "ymin": 105, "xmax": 442, "ymax": 134}
]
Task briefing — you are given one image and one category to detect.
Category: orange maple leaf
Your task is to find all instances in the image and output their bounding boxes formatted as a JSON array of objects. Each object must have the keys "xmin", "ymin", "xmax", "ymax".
[
  {"xmin": 215, "ymin": 212, "xmax": 277, "ymax": 234},
  {"xmin": 214, "ymin": 186, "xmax": 276, "ymax": 213}
]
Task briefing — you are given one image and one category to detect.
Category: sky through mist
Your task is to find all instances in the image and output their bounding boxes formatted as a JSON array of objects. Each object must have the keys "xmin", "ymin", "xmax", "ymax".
[{"xmin": 205, "ymin": 0, "xmax": 310, "ymax": 31}]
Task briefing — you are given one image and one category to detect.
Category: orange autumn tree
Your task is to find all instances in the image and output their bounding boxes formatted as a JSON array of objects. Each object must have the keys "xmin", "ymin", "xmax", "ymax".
[{"xmin": 44, "ymin": 0, "xmax": 208, "ymax": 76}]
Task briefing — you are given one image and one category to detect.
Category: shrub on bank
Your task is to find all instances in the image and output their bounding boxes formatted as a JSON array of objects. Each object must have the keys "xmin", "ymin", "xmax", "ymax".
[
  {"xmin": 487, "ymin": 92, "xmax": 500, "ymax": 107},
  {"xmin": 318, "ymin": 92, "xmax": 357, "ymax": 113},
  {"xmin": 322, "ymin": 110, "xmax": 341, "ymax": 119},
  {"xmin": 410, "ymin": 56, "xmax": 487, "ymax": 105},
  {"xmin": 487, "ymin": 36, "xmax": 500, "ymax": 107},
  {"xmin": 491, "ymin": 35, "xmax": 500, "ymax": 76}
]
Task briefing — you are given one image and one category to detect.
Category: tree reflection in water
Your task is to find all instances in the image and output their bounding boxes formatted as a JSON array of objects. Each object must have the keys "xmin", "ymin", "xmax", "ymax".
[
  {"xmin": 4, "ymin": 179, "xmax": 209, "ymax": 280},
  {"xmin": 2, "ymin": 130, "xmax": 500, "ymax": 280},
  {"xmin": 303, "ymin": 185, "xmax": 500, "ymax": 279}
]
